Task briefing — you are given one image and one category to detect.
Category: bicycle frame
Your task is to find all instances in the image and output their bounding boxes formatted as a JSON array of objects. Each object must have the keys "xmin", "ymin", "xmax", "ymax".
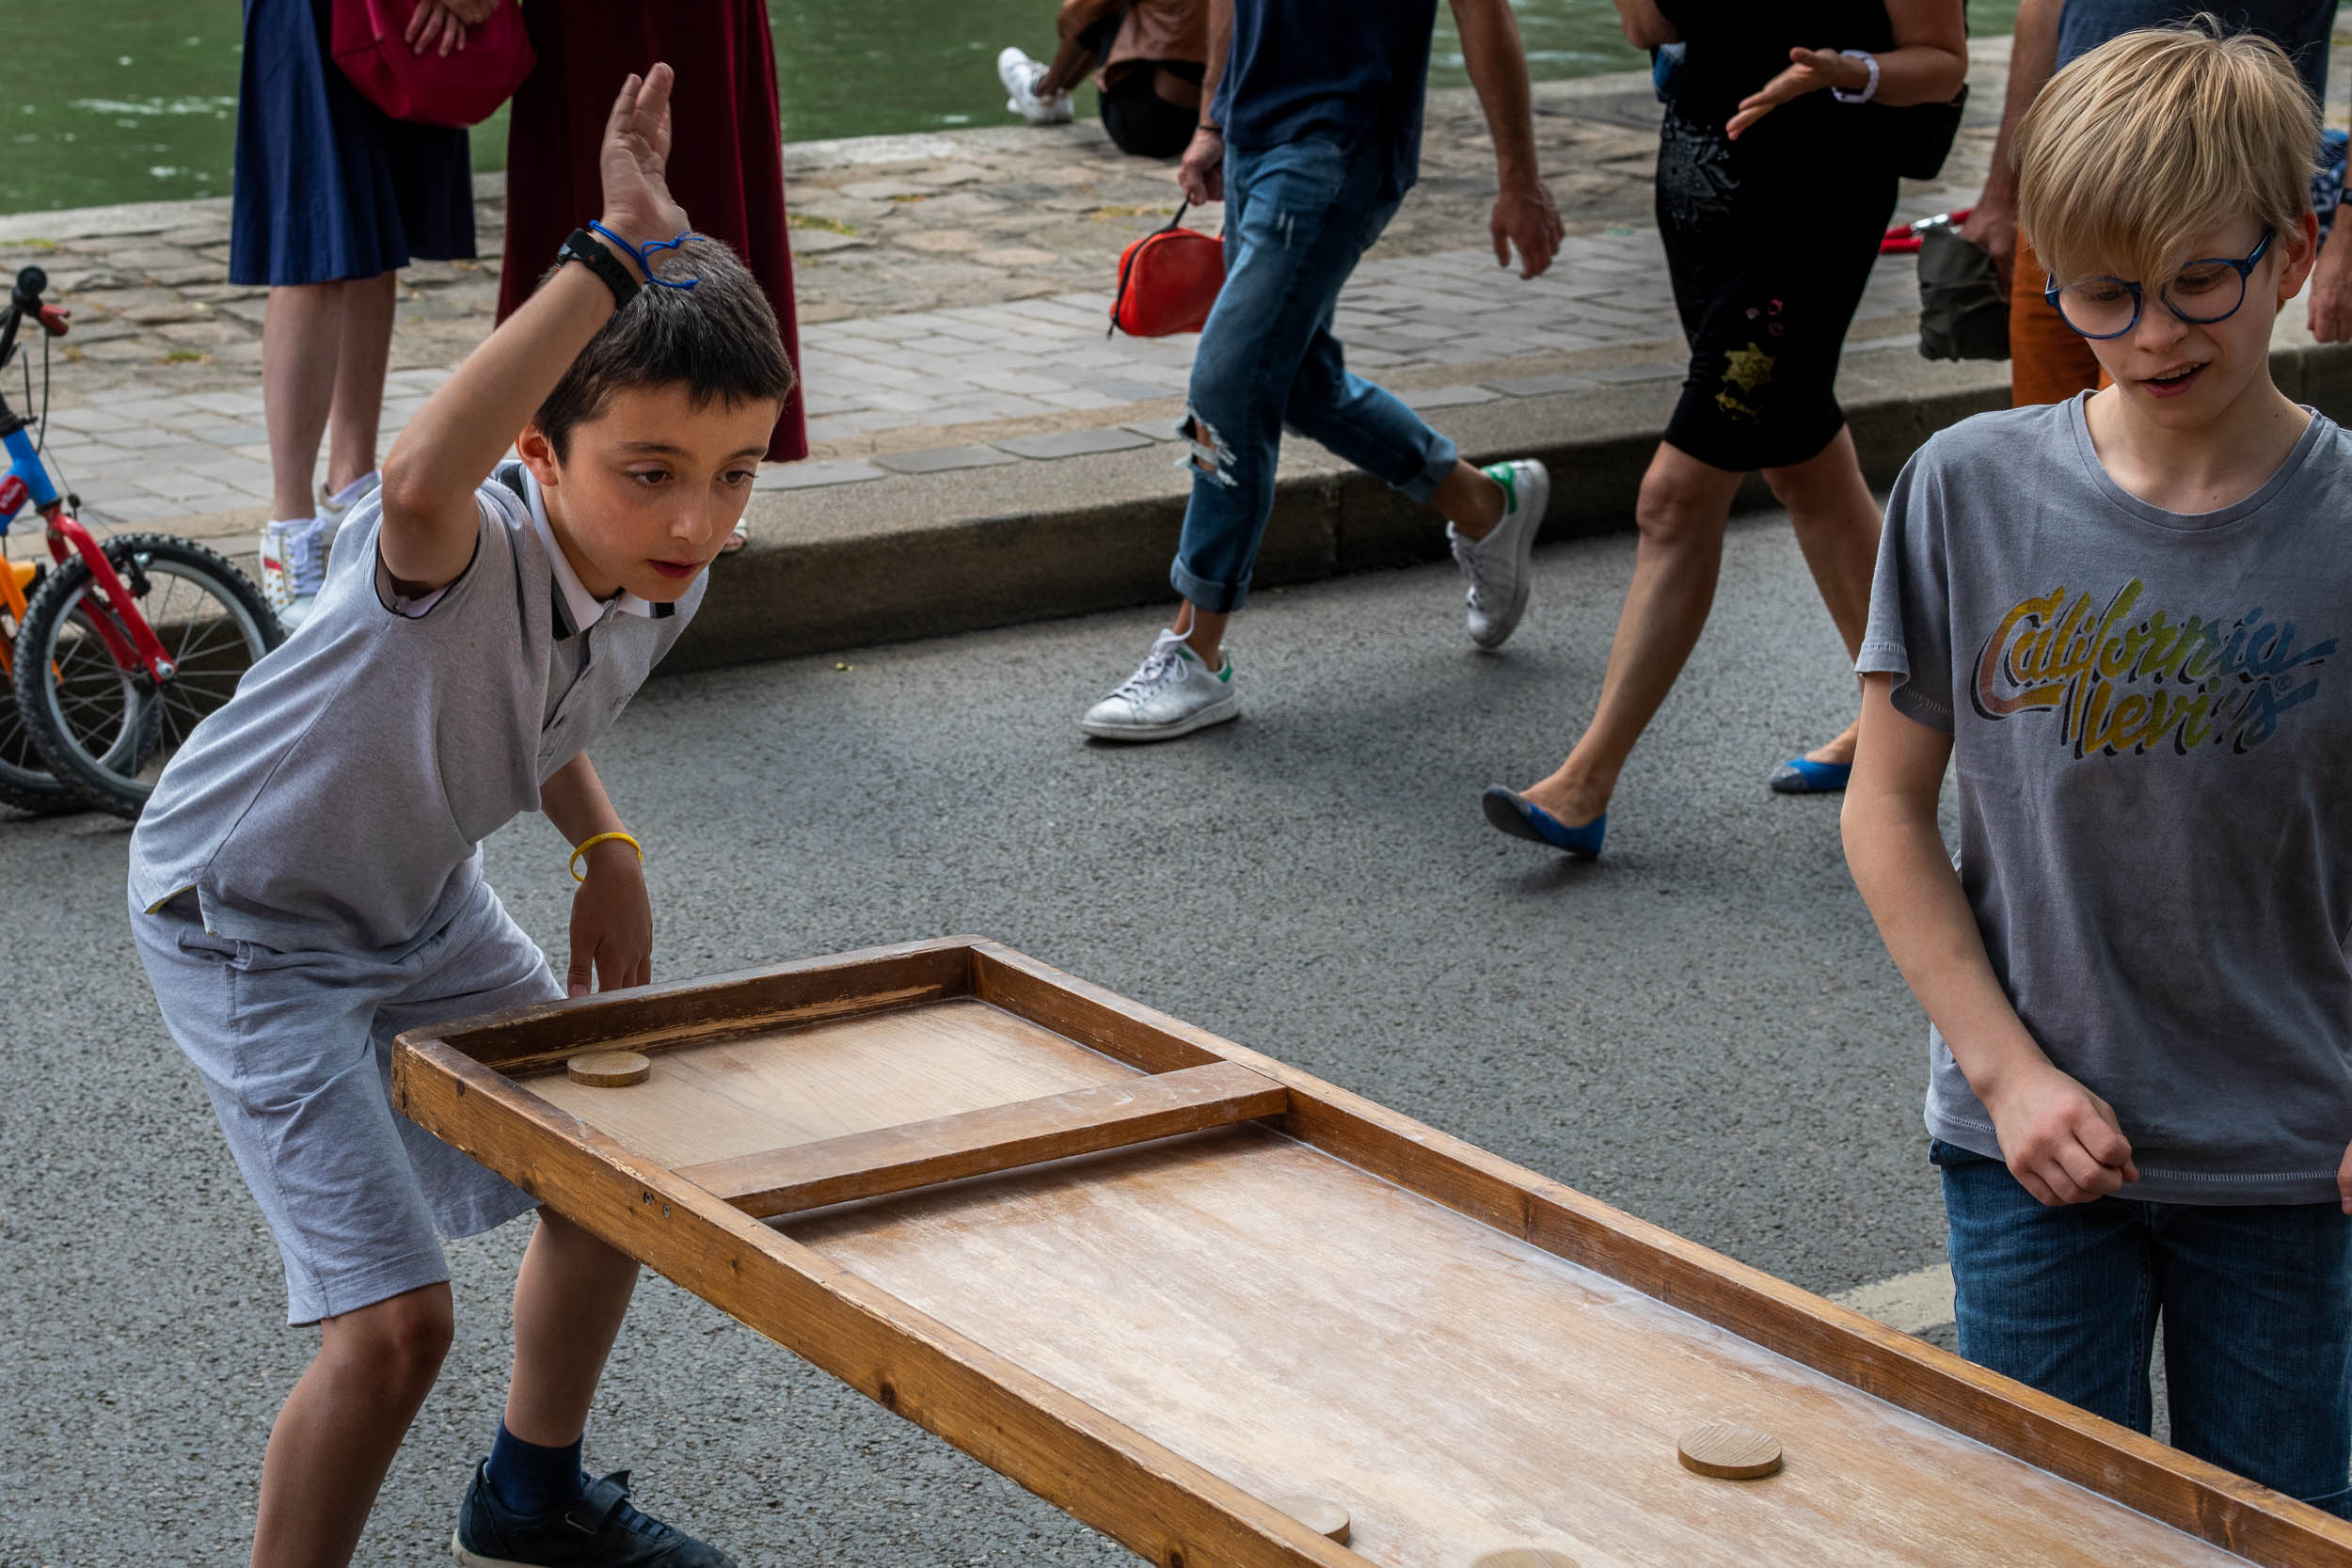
[{"xmin": 0, "ymin": 344, "xmax": 178, "ymax": 688}]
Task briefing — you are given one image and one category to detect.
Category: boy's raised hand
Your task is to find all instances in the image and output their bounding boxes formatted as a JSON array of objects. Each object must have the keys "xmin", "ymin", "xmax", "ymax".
[
  {"xmin": 1985, "ymin": 1060, "xmax": 2139, "ymax": 1205},
  {"xmin": 599, "ymin": 64, "xmax": 690, "ymax": 246}
]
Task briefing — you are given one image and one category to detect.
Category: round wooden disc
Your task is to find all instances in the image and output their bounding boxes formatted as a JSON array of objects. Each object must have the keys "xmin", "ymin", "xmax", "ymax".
[
  {"xmin": 1677, "ymin": 1421, "xmax": 1784, "ymax": 1479},
  {"xmin": 1268, "ymin": 1495, "xmax": 1350, "ymax": 1544},
  {"xmin": 1471, "ymin": 1551, "xmax": 1582, "ymax": 1568},
  {"xmin": 565, "ymin": 1050, "xmax": 651, "ymax": 1088}
]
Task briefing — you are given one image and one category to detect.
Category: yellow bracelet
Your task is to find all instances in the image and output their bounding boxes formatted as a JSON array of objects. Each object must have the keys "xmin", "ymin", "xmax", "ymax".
[{"xmin": 569, "ymin": 830, "xmax": 643, "ymax": 883}]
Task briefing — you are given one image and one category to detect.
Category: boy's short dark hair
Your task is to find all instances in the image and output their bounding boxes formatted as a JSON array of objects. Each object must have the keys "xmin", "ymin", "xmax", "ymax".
[{"xmin": 532, "ymin": 235, "xmax": 795, "ymax": 457}]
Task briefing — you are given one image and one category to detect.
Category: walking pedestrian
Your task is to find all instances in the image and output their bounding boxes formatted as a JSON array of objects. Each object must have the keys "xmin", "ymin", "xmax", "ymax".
[
  {"xmin": 1079, "ymin": 0, "xmax": 1565, "ymax": 743},
  {"xmin": 1958, "ymin": 0, "xmax": 2349, "ymax": 406},
  {"xmin": 234, "ymin": 0, "xmax": 498, "ymax": 630},
  {"xmin": 1482, "ymin": 0, "xmax": 1966, "ymax": 861}
]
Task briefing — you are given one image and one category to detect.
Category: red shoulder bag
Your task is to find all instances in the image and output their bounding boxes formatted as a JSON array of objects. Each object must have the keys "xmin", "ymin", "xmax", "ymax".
[{"xmin": 1108, "ymin": 202, "xmax": 1227, "ymax": 338}]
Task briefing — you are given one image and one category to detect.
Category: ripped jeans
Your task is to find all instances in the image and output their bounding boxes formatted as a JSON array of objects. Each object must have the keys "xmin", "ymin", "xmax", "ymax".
[{"xmin": 1171, "ymin": 132, "xmax": 1457, "ymax": 613}]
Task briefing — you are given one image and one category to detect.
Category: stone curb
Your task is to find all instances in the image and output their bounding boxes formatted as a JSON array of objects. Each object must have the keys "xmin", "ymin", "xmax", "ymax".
[{"xmin": 666, "ymin": 336, "xmax": 2352, "ymax": 676}]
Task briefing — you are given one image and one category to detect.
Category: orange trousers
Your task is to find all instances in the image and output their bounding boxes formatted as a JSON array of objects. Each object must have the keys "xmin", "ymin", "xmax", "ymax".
[{"xmin": 2010, "ymin": 226, "xmax": 2109, "ymax": 405}]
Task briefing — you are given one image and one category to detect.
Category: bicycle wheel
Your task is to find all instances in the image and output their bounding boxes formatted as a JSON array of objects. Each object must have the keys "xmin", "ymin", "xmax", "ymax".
[
  {"xmin": 15, "ymin": 532, "xmax": 282, "ymax": 818},
  {"xmin": 0, "ymin": 575, "xmax": 88, "ymax": 816}
]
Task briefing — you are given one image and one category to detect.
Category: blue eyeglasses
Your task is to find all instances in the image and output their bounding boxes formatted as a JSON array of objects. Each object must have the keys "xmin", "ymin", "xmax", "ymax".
[{"xmin": 2043, "ymin": 227, "xmax": 2275, "ymax": 340}]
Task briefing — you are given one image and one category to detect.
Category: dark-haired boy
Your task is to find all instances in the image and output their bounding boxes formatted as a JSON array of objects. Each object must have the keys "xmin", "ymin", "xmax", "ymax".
[{"xmin": 126, "ymin": 67, "xmax": 786, "ymax": 1567}]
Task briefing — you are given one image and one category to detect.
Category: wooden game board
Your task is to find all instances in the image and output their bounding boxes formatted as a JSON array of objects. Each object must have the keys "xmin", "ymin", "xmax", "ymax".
[{"xmin": 391, "ymin": 938, "xmax": 2352, "ymax": 1568}]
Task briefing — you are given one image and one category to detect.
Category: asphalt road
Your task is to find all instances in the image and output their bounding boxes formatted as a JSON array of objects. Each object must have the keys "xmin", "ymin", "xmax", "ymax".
[{"xmin": 0, "ymin": 510, "xmax": 1953, "ymax": 1566}]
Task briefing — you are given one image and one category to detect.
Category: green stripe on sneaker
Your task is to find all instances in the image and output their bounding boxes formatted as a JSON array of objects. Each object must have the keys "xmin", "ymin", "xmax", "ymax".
[{"xmin": 1483, "ymin": 462, "xmax": 1518, "ymax": 510}]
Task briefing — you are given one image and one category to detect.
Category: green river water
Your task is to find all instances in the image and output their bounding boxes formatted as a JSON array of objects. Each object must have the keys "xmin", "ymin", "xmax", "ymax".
[{"xmin": 7, "ymin": 2, "xmax": 2022, "ymax": 214}]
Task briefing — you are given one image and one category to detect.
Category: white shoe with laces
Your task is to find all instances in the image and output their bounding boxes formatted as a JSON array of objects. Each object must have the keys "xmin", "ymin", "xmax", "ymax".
[
  {"xmin": 278, "ymin": 515, "xmax": 334, "ymax": 631},
  {"xmin": 257, "ymin": 519, "xmax": 297, "ymax": 617},
  {"xmin": 319, "ymin": 469, "xmax": 379, "ymax": 522},
  {"xmin": 997, "ymin": 46, "xmax": 1073, "ymax": 125},
  {"xmin": 1080, "ymin": 629, "xmax": 1238, "ymax": 741},
  {"xmin": 1448, "ymin": 458, "xmax": 1550, "ymax": 650}
]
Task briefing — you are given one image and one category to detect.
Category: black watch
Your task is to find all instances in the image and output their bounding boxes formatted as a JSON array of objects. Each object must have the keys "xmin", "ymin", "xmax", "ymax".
[{"xmin": 558, "ymin": 229, "xmax": 641, "ymax": 309}]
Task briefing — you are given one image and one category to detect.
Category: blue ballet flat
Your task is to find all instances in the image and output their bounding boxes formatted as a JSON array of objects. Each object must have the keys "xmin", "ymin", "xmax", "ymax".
[
  {"xmin": 1769, "ymin": 756, "xmax": 1852, "ymax": 795},
  {"xmin": 1482, "ymin": 785, "xmax": 1606, "ymax": 861}
]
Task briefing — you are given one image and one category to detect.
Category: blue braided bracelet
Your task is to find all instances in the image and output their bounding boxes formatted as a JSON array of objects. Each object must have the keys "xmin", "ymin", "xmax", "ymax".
[{"xmin": 586, "ymin": 221, "xmax": 703, "ymax": 291}]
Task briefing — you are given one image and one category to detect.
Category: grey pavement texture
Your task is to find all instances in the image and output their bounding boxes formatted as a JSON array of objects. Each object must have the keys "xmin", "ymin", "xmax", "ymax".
[{"xmin": 2, "ymin": 514, "xmax": 1952, "ymax": 1566}]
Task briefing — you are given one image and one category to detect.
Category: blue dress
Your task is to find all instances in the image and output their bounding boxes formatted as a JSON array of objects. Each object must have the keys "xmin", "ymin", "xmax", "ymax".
[{"xmin": 230, "ymin": 0, "xmax": 476, "ymax": 286}]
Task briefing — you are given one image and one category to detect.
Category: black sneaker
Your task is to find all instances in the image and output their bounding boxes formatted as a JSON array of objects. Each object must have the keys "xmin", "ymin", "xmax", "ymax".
[{"xmin": 453, "ymin": 1462, "xmax": 737, "ymax": 1567}]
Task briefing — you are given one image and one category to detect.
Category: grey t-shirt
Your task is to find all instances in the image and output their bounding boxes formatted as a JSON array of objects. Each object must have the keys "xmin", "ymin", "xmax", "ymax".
[
  {"xmin": 1859, "ymin": 397, "xmax": 2352, "ymax": 1205},
  {"xmin": 129, "ymin": 468, "xmax": 704, "ymax": 953}
]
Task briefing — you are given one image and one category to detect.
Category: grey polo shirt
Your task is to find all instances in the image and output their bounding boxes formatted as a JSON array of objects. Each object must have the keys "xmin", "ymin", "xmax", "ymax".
[{"xmin": 130, "ymin": 465, "xmax": 705, "ymax": 953}]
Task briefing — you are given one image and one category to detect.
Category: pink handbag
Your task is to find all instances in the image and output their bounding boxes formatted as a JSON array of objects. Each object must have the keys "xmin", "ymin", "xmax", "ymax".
[{"xmin": 331, "ymin": 0, "xmax": 536, "ymax": 129}]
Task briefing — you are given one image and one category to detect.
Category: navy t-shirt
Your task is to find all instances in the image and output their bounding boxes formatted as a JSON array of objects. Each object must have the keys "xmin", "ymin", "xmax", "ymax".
[
  {"xmin": 2058, "ymin": 1, "xmax": 2334, "ymax": 103},
  {"xmin": 1210, "ymin": 0, "xmax": 1439, "ymax": 200}
]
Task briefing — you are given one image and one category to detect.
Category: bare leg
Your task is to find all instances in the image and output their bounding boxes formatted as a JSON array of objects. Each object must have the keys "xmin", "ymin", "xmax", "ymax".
[
  {"xmin": 249, "ymin": 1283, "xmax": 453, "ymax": 1568},
  {"xmin": 325, "ymin": 271, "xmax": 399, "ymax": 498},
  {"xmin": 1760, "ymin": 427, "xmax": 1882, "ymax": 767},
  {"xmin": 502, "ymin": 1208, "xmax": 639, "ymax": 1448},
  {"xmin": 1431, "ymin": 458, "xmax": 1505, "ymax": 540},
  {"xmin": 1171, "ymin": 600, "xmax": 1230, "ymax": 670},
  {"xmin": 1035, "ymin": 38, "xmax": 1100, "ymax": 98},
  {"xmin": 1519, "ymin": 441, "xmax": 1745, "ymax": 826},
  {"xmin": 262, "ymin": 282, "xmax": 345, "ymax": 520}
]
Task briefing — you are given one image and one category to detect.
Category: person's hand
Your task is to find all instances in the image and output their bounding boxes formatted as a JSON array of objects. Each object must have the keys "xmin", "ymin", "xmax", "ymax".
[
  {"xmin": 405, "ymin": 0, "xmax": 469, "ymax": 56},
  {"xmin": 2310, "ymin": 230, "xmax": 2352, "ymax": 342},
  {"xmin": 567, "ymin": 843, "xmax": 652, "ymax": 995},
  {"xmin": 597, "ymin": 65, "xmax": 691, "ymax": 251},
  {"xmin": 444, "ymin": 0, "xmax": 500, "ymax": 22},
  {"xmin": 1982, "ymin": 1059, "xmax": 2138, "ymax": 1206},
  {"xmin": 1727, "ymin": 46, "xmax": 1857, "ymax": 140},
  {"xmin": 2338, "ymin": 1139, "xmax": 2352, "ymax": 1215},
  {"xmin": 1491, "ymin": 178, "xmax": 1564, "ymax": 280},
  {"xmin": 1957, "ymin": 196, "xmax": 2018, "ymax": 300},
  {"xmin": 1179, "ymin": 126, "xmax": 1225, "ymax": 205}
]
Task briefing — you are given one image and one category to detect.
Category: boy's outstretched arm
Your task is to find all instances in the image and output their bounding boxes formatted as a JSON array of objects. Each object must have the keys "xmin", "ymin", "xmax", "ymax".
[
  {"xmin": 540, "ymin": 752, "xmax": 651, "ymax": 996},
  {"xmin": 1842, "ymin": 674, "xmax": 2139, "ymax": 1206},
  {"xmin": 377, "ymin": 65, "xmax": 690, "ymax": 595}
]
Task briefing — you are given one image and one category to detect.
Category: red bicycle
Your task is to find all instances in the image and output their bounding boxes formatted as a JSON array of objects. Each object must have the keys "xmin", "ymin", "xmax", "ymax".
[{"xmin": 0, "ymin": 264, "xmax": 281, "ymax": 818}]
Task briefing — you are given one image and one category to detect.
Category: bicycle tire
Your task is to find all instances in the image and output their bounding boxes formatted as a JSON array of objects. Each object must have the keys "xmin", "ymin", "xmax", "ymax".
[
  {"xmin": 15, "ymin": 532, "xmax": 282, "ymax": 818},
  {"xmin": 0, "ymin": 584, "xmax": 86, "ymax": 816}
]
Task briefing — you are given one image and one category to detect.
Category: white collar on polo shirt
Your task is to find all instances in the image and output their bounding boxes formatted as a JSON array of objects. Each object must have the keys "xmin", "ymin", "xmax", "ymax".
[{"xmin": 523, "ymin": 466, "xmax": 658, "ymax": 628}]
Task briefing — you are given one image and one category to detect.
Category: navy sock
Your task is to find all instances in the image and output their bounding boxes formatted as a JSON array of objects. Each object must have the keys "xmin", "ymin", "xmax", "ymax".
[{"xmin": 485, "ymin": 1421, "xmax": 588, "ymax": 1518}]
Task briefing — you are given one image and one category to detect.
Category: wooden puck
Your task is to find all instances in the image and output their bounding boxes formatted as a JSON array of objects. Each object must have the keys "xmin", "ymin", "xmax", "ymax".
[
  {"xmin": 1471, "ymin": 1551, "xmax": 1582, "ymax": 1568},
  {"xmin": 565, "ymin": 1050, "xmax": 651, "ymax": 1087},
  {"xmin": 1677, "ymin": 1421, "xmax": 1784, "ymax": 1479},
  {"xmin": 1268, "ymin": 1495, "xmax": 1350, "ymax": 1544}
]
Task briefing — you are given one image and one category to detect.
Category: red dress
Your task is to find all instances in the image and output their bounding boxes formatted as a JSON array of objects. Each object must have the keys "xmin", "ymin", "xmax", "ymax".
[{"xmin": 496, "ymin": 0, "xmax": 806, "ymax": 462}]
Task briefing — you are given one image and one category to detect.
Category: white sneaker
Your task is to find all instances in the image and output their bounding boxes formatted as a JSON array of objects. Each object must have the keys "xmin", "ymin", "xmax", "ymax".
[
  {"xmin": 319, "ymin": 469, "xmax": 379, "ymax": 521},
  {"xmin": 997, "ymin": 46, "xmax": 1073, "ymax": 125},
  {"xmin": 1449, "ymin": 458, "xmax": 1549, "ymax": 650},
  {"xmin": 278, "ymin": 515, "xmax": 334, "ymax": 631},
  {"xmin": 1081, "ymin": 629, "xmax": 1238, "ymax": 741}
]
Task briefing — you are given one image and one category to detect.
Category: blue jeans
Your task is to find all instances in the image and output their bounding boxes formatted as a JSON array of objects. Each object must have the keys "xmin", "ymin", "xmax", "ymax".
[
  {"xmin": 1172, "ymin": 134, "xmax": 1457, "ymax": 613},
  {"xmin": 1937, "ymin": 1141, "xmax": 2352, "ymax": 1516}
]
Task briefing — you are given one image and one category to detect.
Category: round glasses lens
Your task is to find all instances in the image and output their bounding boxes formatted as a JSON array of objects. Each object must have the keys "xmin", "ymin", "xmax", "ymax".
[
  {"xmin": 2055, "ymin": 278, "xmax": 2137, "ymax": 338},
  {"xmin": 2163, "ymin": 260, "xmax": 2249, "ymax": 324}
]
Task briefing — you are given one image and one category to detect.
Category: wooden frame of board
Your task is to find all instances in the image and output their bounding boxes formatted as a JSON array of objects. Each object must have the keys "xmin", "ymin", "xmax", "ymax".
[{"xmin": 391, "ymin": 937, "xmax": 2352, "ymax": 1568}]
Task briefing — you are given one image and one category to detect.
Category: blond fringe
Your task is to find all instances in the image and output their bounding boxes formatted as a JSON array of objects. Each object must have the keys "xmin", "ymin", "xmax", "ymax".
[{"xmin": 2016, "ymin": 19, "xmax": 2315, "ymax": 287}]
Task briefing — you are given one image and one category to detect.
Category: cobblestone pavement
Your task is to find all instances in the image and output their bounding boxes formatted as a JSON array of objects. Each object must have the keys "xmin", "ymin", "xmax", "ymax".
[{"xmin": 0, "ymin": 55, "xmax": 2023, "ymax": 543}]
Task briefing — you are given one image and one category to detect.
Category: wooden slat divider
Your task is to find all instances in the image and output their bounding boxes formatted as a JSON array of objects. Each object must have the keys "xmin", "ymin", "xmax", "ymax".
[{"xmin": 680, "ymin": 1060, "xmax": 1290, "ymax": 1220}]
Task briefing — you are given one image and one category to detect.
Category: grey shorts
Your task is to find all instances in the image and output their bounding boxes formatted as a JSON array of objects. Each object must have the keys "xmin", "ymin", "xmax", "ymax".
[{"xmin": 132, "ymin": 881, "xmax": 558, "ymax": 1323}]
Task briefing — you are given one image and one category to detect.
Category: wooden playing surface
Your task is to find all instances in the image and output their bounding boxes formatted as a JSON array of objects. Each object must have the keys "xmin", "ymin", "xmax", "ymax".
[{"xmin": 395, "ymin": 940, "xmax": 2352, "ymax": 1568}]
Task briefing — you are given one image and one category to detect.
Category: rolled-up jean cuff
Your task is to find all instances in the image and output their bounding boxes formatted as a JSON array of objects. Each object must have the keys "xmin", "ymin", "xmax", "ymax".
[
  {"xmin": 1396, "ymin": 432, "xmax": 1459, "ymax": 504},
  {"xmin": 1170, "ymin": 560, "xmax": 1248, "ymax": 615}
]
